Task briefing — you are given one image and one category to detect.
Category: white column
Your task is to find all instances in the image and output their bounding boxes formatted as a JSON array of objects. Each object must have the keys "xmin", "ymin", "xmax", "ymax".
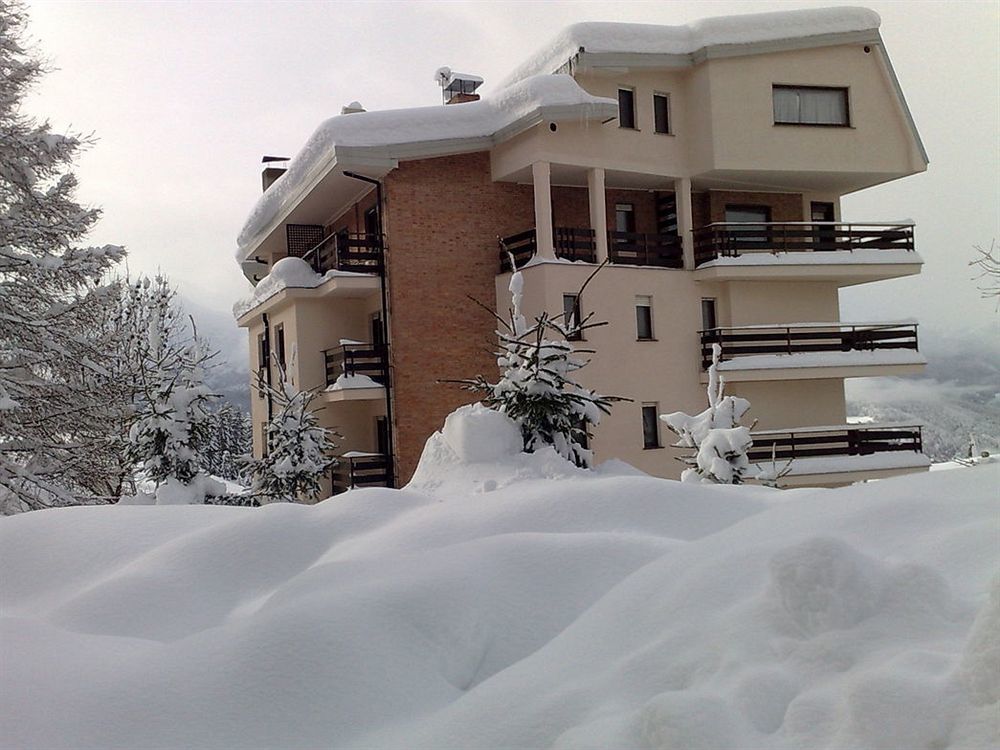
[
  {"xmin": 532, "ymin": 161, "xmax": 555, "ymax": 260},
  {"xmin": 674, "ymin": 177, "xmax": 694, "ymax": 270},
  {"xmin": 587, "ymin": 167, "xmax": 608, "ymax": 264}
]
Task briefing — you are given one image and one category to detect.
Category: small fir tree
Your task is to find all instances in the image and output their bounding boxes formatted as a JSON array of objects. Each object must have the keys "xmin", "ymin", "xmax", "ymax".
[
  {"xmin": 456, "ymin": 255, "xmax": 621, "ymax": 467},
  {"xmin": 243, "ymin": 360, "xmax": 338, "ymax": 503}
]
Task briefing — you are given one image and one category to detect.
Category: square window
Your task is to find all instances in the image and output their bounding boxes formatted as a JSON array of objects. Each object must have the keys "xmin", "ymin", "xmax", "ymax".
[
  {"xmin": 618, "ymin": 88, "xmax": 636, "ymax": 129},
  {"xmin": 636, "ymin": 295, "xmax": 653, "ymax": 340},
  {"xmin": 642, "ymin": 404, "xmax": 661, "ymax": 449},
  {"xmin": 563, "ymin": 293, "xmax": 582, "ymax": 341},
  {"xmin": 773, "ymin": 85, "xmax": 849, "ymax": 126},
  {"xmin": 615, "ymin": 203, "xmax": 635, "ymax": 233},
  {"xmin": 653, "ymin": 93, "xmax": 670, "ymax": 134}
]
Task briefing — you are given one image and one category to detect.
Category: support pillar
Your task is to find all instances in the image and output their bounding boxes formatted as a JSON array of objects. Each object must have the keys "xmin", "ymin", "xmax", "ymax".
[
  {"xmin": 532, "ymin": 161, "xmax": 555, "ymax": 260},
  {"xmin": 588, "ymin": 167, "xmax": 608, "ymax": 264},
  {"xmin": 675, "ymin": 176, "xmax": 695, "ymax": 269}
]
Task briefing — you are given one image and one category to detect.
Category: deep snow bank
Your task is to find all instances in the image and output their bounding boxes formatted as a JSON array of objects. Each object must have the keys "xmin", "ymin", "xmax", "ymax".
[{"xmin": 1, "ymin": 419, "xmax": 997, "ymax": 748}]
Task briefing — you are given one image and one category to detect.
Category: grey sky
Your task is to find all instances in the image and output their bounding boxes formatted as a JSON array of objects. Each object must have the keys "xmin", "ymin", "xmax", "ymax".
[{"xmin": 21, "ymin": 0, "xmax": 1000, "ymax": 339}]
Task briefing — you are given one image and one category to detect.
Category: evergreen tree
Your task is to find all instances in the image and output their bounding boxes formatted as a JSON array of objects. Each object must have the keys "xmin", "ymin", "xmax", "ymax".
[
  {"xmin": 457, "ymin": 257, "xmax": 620, "ymax": 467},
  {"xmin": 200, "ymin": 403, "xmax": 252, "ymax": 483},
  {"xmin": 0, "ymin": 1, "xmax": 126, "ymax": 513},
  {"xmin": 243, "ymin": 361, "xmax": 338, "ymax": 503}
]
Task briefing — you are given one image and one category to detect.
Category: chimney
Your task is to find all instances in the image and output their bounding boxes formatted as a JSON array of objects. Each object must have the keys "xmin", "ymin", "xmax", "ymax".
[
  {"xmin": 341, "ymin": 101, "xmax": 366, "ymax": 115},
  {"xmin": 261, "ymin": 155, "xmax": 289, "ymax": 193},
  {"xmin": 434, "ymin": 66, "xmax": 483, "ymax": 105}
]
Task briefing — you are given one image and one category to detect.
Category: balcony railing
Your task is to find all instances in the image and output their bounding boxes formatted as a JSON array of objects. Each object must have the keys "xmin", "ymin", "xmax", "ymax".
[
  {"xmin": 699, "ymin": 323, "xmax": 919, "ymax": 369},
  {"xmin": 331, "ymin": 452, "xmax": 393, "ymax": 494},
  {"xmin": 748, "ymin": 424, "xmax": 923, "ymax": 462},
  {"xmin": 300, "ymin": 231, "xmax": 385, "ymax": 275},
  {"xmin": 693, "ymin": 222, "xmax": 915, "ymax": 266},
  {"xmin": 608, "ymin": 231, "xmax": 683, "ymax": 268},
  {"xmin": 499, "ymin": 228, "xmax": 681, "ymax": 271},
  {"xmin": 323, "ymin": 343, "xmax": 389, "ymax": 386}
]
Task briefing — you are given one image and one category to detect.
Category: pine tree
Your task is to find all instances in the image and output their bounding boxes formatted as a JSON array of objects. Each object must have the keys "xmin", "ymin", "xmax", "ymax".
[
  {"xmin": 200, "ymin": 403, "xmax": 252, "ymax": 483},
  {"xmin": 0, "ymin": 2, "xmax": 127, "ymax": 513},
  {"xmin": 243, "ymin": 361, "xmax": 338, "ymax": 503},
  {"xmin": 456, "ymin": 257, "xmax": 620, "ymax": 467}
]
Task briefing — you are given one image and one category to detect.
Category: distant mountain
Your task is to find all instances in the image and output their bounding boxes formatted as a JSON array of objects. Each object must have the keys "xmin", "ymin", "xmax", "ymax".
[{"xmin": 180, "ymin": 296, "xmax": 250, "ymax": 412}]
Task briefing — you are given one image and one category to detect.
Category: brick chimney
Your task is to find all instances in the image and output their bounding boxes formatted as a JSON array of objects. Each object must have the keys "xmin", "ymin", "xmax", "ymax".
[{"xmin": 435, "ymin": 66, "xmax": 483, "ymax": 105}]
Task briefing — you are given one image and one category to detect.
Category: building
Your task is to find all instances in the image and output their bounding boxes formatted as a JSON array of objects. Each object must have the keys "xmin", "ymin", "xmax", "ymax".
[{"xmin": 233, "ymin": 7, "xmax": 930, "ymax": 492}]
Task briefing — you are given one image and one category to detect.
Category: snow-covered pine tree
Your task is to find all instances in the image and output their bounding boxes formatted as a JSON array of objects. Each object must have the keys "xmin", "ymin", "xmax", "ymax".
[
  {"xmin": 456, "ymin": 256, "xmax": 619, "ymax": 467},
  {"xmin": 0, "ymin": 1, "xmax": 127, "ymax": 513},
  {"xmin": 243, "ymin": 360, "xmax": 338, "ymax": 503},
  {"xmin": 200, "ymin": 403, "xmax": 252, "ymax": 482},
  {"xmin": 661, "ymin": 343, "xmax": 755, "ymax": 484}
]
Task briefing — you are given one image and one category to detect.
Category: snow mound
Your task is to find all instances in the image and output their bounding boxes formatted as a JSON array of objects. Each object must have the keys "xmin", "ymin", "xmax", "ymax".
[
  {"xmin": 1, "ymin": 454, "xmax": 996, "ymax": 749},
  {"xmin": 236, "ymin": 74, "xmax": 616, "ymax": 259},
  {"xmin": 232, "ymin": 256, "xmax": 324, "ymax": 317},
  {"xmin": 500, "ymin": 7, "xmax": 881, "ymax": 87},
  {"xmin": 442, "ymin": 403, "xmax": 522, "ymax": 463}
]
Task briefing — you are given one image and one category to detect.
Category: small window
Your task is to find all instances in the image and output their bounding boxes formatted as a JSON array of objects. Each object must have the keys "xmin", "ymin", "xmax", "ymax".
[
  {"xmin": 260, "ymin": 421, "xmax": 269, "ymax": 457},
  {"xmin": 636, "ymin": 295, "xmax": 653, "ymax": 340},
  {"xmin": 701, "ymin": 298, "xmax": 717, "ymax": 331},
  {"xmin": 563, "ymin": 294, "xmax": 582, "ymax": 341},
  {"xmin": 653, "ymin": 93, "xmax": 671, "ymax": 134},
  {"xmin": 274, "ymin": 324, "xmax": 286, "ymax": 369},
  {"xmin": 773, "ymin": 85, "xmax": 849, "ymax": 126},
  {"xmin": 642, "ymin": 404, "xmax": 661, "ymax": 449},
  {"xmin": 615, "ymin": 203, "xmax": 636, "ymax": 233},
  {"xmin": 618, "ymin": 88, "xmax": 636, "ymax": 129}
]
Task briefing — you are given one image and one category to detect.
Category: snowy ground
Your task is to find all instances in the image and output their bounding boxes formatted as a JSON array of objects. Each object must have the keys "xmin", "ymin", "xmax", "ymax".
[{"xmin": 1, "ymin": 411, "xmax": 997, "ymax": 749}]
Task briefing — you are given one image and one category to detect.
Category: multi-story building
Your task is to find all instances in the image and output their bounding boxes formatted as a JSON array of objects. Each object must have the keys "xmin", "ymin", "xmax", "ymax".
[{"xmin": 234, "ymin": 7, "xmax": 930, "ymax": 492}]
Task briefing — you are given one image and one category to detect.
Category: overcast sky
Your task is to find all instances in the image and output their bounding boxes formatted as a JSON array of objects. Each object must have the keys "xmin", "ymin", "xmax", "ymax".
[{"xmin": 21, "ymin": 0, "xmax": 1000, "ymax": 341}]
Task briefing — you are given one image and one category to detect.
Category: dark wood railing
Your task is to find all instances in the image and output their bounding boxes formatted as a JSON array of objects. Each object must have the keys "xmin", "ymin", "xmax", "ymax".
[
  {"xmin": 699, "ymin": 323, "xmax": 919, "ymax": 369},
  {"xmin": 693, "ymin": 222, "xmax": 915, "ymax": 266},
  {"xmin": 499, "ymin": 228, "xmax": 538, "ymax": 270},
  {"xmin": 608, "ymin": 231, "xmax": 683, "ymax": 268},
  {"xmin": 301, "ymin": 232, "xmax": 385, "ymax": 274},
  {"xmin": 554, "ymin": 227, "xmax": 596, "ymax": 263},
  {"xmin": 749, "ymin": 425, "xmax": 923, "ymax": 462},
  {"xmin": 323, "ymin": 343, "xmax": 389, "ymax": 386},
  {"xmin": 332, "ymin": 453, "xmax": 393, "ymax": 494}
]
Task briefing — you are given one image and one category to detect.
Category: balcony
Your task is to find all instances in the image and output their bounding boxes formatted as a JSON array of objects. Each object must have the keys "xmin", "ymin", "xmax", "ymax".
[
  {"xmin": 299, "ymin": 230, "xmax": 385, "ymax": 275},
  {"xmin": 499, "ymin": 227, "xmax": 683, "ymax": 271},
  {"xmin": 749, "ymin": 424, "xmax": 929, "ymax": 486},
  {"xmin": 331, "ymin": 452, "xmax": 393, "ymax": 494},
  {"xmin": 322, "ymin": 343, "xmax": 388, "ymax": 401},
  {"xmin": 700, "ymin": 323, "xmax": 925, "ymax": 381},
  {"xmin": 692, "ymin": 222, "xmax": 921, "ymax": 284}
]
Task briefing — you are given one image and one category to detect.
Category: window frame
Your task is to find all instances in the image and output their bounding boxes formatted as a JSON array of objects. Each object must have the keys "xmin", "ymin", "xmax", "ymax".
[
  {"xmin": 772, "ymin": 84, "xmax": 851, "ymax": 128},
  {"xmin": 563, "ymin": 293, "xmax": 583, "ymax": 341},
  {"xmin": 701, "ymin": 298, "xmax": 718, "ymax": 332},
  {"xmin": 617, "ymin": 87, "xmax": 637, "ymax": 130},
  {"xmin": 274, "ymin": 324, "xmax": 286, "ymax": 370},
  {"xmin": 614, "ymin": 203, "xmax": 636, "ymax": 233},
  {"xmin": 653, "ymin": 92, "xmax": 671, "ymax": 135},
  {"xmin": 635, "ymin": 295, "xmax": 654, "ymax": 341},
  {"xmin": 641, "ymin": 403, "xmax": 662, "ymax": 450}
]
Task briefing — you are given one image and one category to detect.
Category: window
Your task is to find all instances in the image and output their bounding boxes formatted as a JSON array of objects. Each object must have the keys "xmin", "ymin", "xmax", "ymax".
[
  {"xmin": 615, "ymin": 203, "xmax": 635, "ymax": 233},
  {"xmin": 773, "ymin": 85, "xmax": 849, "ymax": 126},
  {"xmin": 641, "ymin": 404, "xmax": 661, "ymax": 449},
  {"xmin": 701, "ymin": 298, "xmax": 717, "ymax": 331},
  {"xmin": 375, "ymin": 416, "xmax": 389, "ymax": 456},
  {"xmin": 653, "ymin": 93, "xmax": 671, "ymax": 134},
  {"xmin": 725, "ymin": 205, "xmax": 771, "ymax": 246},
  {"xmin": 636, "ymin": 295, "xmax": 653, "ymax": 340},
  {"xmin": 260, "ymin": 421, "xmax": 269, "ymax": 457},
  {"xmin": 274, "ymin": 324, "xmax": 286, "ymax": 369},
  {"xmin": 256, "ymin": 332, "xmax": 270, "ymax": 399},
  {"xmin": 563, "ymin": 294, "xmax": 582, "ymax": 341},
  {"xmin": 618, "ymin": 88, "xmax": 636, "ymax": 129}
]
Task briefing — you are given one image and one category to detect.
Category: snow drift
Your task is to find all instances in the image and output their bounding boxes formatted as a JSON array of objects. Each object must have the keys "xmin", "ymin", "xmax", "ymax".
[{"xmin": 1, "ymin": 410, "xmax": 997, "ymax": 749}]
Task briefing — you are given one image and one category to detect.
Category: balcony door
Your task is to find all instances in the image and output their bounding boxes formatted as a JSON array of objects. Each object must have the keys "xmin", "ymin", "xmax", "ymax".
[
  {"xmin": 725, "ymin": 205, "xmax": 771, "ymax": 250},
  {"xmin": 811, "ymin": 201, "xmax": 836, "ymax": 251}
]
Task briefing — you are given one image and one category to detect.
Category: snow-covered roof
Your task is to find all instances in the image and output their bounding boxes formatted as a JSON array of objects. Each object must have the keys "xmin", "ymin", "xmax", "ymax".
[
  {"xmin": 235, "ymin": 74, "xmax": 616, "ymax": 262},
  {"xmin": 500, "ymin": 7, "xmax": 882, "ymax": 87}
]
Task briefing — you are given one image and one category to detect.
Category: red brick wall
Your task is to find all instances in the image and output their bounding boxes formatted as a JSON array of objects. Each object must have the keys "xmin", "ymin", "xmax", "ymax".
[
  {"xmin": 551, "ymin": 186, "xmax": 659, "ymax": 233},
  {"xmin": 383, "ymin": 152, "xmax": 535, "ymax": 483},
  {"xmin": 706, "ymin": 190, "xmax": 803, "ymax": 223}
]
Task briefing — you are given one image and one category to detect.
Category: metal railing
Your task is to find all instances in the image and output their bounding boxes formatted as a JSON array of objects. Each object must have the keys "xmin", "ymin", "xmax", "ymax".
[
  {"xmin": 323, "ymin": 343, "xmax": 389, "ymax": 386},
  {"xmin": 331, "ymin": 453, "xmax": 393, "ymax": 494},
  {"xmin": 693, "ymin": 222, "xmax": 915, "ymax": 266},
  {"xmin": 748, "ymin": 424, "xmax": 923, "ymax": 462},
  {"xmin": 300, "ymin": 231, "xmax": 385, "ymax": 274},
  {"xmin": 699, "ymin": 323, "xmax": 919, "ymax": 369}
]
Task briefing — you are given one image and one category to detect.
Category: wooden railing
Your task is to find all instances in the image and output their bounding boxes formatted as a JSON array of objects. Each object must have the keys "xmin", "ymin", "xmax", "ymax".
[
  {"xmin": 301, "ymin": 231, "xmax": 385, "ymax": 274},
  {"xmin": 499, "ymin": 228, "xmax": 538, "ymax": 271},
  {"xmin": 323, "ymin": 343, "xmax": 389, "ymax": 386},
  {"xmin": 748, "ymin": 424, "xmax": 923, "ymax": 462},
  {"xmin": 331, "ymin": 453, "xmax": 393, "ymax": 494},
  {"xmin": 608, "ymin": 231, "xmax": 683, "ymax": 268},
  {"xmin": 693, "ymin": 222, "xmax": 915, "ymax": 266},
  {"xmin": 554, "ymin": 227, "xmax": 596, "ymax": 263},
  {"xmin": 699, "ymin": 323, "xmax": 919, "ymax": 369}
]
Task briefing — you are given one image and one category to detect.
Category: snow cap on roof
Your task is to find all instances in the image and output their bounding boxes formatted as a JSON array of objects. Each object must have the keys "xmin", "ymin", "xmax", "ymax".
[
  {"xmin": 499, "ymin": 6, "xmax": 881, "ymax": 87},
  {"xmin": 236, "ymin": 74, "xmax": 616, "ymax": 259}
]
